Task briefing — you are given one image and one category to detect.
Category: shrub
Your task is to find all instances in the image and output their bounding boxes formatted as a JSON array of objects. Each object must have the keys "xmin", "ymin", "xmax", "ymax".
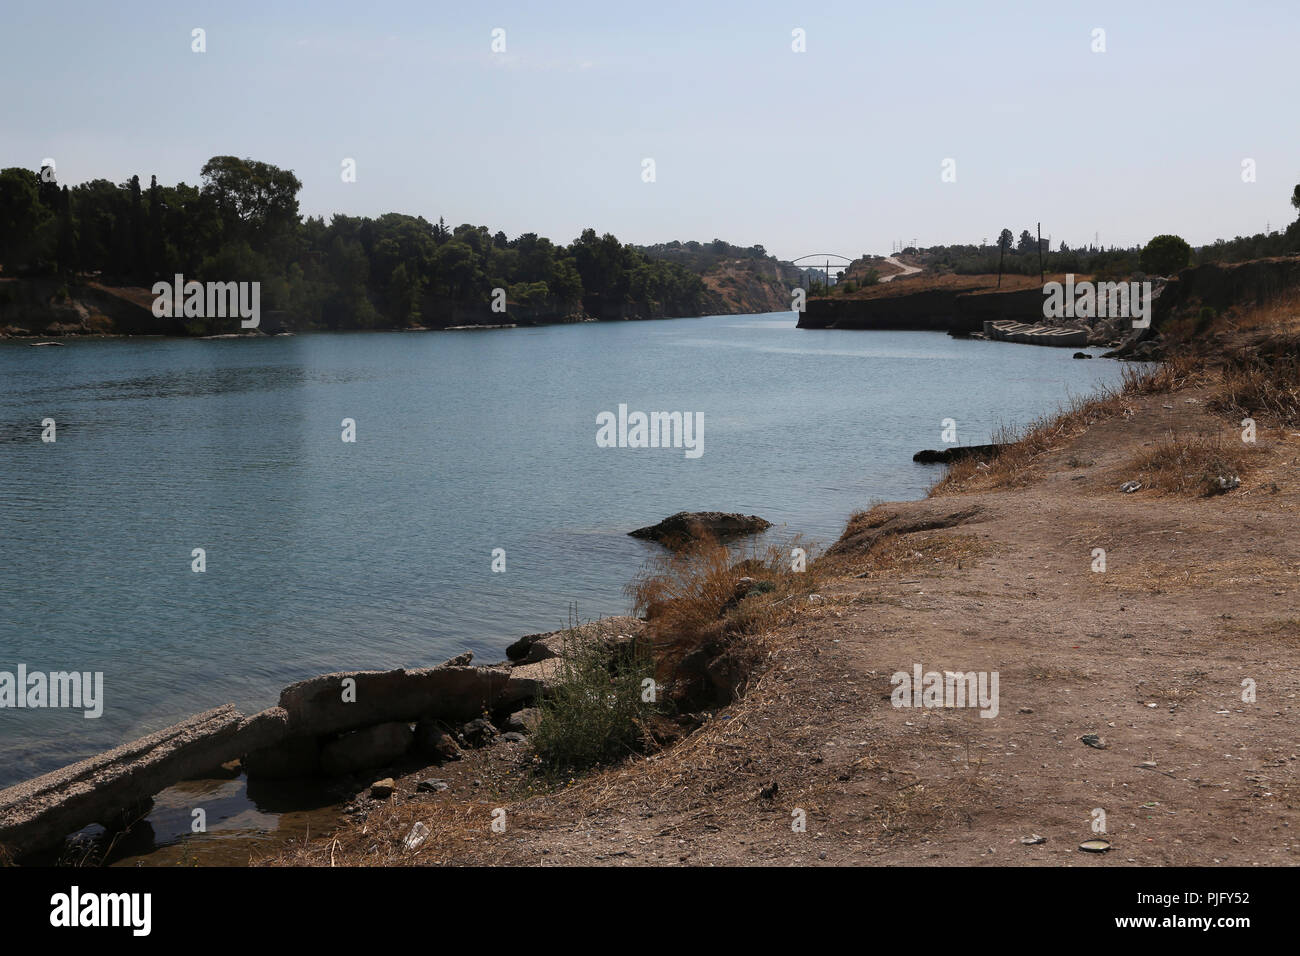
[
  {"xmin": 1140, "ymin": 234, "xmax": 1191, "ymax": 276},
  {"xmin": 531, "ymin": 626, "xmax": 655, "ymax": 772}
]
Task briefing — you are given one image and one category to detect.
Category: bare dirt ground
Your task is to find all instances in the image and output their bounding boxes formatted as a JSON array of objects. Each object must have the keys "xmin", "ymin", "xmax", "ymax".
[{"xmin": 266, "ymin": 366, "xmax": 1300, "ymax": 867}]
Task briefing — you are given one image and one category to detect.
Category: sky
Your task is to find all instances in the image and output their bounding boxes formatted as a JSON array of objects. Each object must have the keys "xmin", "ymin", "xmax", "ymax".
[{"xmin": 2, "ymin": 0, "xmax": 1298, "ymax": 262}]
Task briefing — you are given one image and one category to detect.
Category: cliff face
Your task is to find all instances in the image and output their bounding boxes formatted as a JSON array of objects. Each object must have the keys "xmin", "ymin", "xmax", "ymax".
[
  {"xmin": 0, "ymin": 278, "xmax": 185, "ymax": 337},
  {"xmin": 1153, "ymin": 256, "xmax": 1300, "ymax": 328},
  {"xmin": 798, "ymin": 283, "xmax": 1045, "ymax": 332},
  {"xmin": 701, "ymin": 260, "xmax": 799, "ymax": 315},
  {"xmin": 800, "ymin": 257, "xmax": 1300, "ymax": 339}
]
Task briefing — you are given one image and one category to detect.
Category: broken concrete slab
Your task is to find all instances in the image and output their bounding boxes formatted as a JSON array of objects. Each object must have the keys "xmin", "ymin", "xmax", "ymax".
[
  {"xmin": 0, "ymin": 705, "xmax": 262, "ymax": 857},
  {"xmin": 278, "ymin": 666, "xmax": 538, "ymax": 737}
]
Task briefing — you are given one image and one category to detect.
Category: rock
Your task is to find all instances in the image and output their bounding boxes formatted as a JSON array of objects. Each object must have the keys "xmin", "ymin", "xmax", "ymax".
[
  {"xmin": 501, "ymin": 732, "xmax": 527, "ymax": 743},
  {"xmin": 1211, "ymin": 475, "xmax": 1240, "ymax": 494},
  {"xmin": 416, "ymin": 778, "xmax": 449, "ymax": 793},
  {"xmin": 319, "ymin": 722, "xmax": 414, "ymax": 776},
  {"xmin": 461, "ymin": 717, "xmax": 498, "ymax": 747},
  {"xmin": 509, "ymin": 658, "xmax": 565, "ymax": 693},
  {"xmin": 505, "ymin": 707, "xmax": 542, "ymax": 733},
  {"xmin": 403, "ymin": 821, "xmax": 430, "ymax": 850},
  {"xmin": 1080, "ymin": 734, "xmax": 1107, "ymax": 750},
  {"xmin": 506, "ymin": 617, "xmax": 642, "ymax": 665},
  {"xmin": 1119, "ymin": 480, "xmax": 1142, "ymax": 493},
  {"xmin": 1072, "ymin": 351, "xmax": 1092, "ymax": 359},
  {"xmin": 912, "ymin": 444, "xmax": 1004, "ymax": 464},
  {"xmin": 413, "ymin": 718, "xmax": 462, "ymax": 762},
  {"xmin": 278, "ymin": 666, "xmax": 537, "ymax": 737},
  {"xmin": 370, "ymin": 777, "xmax": 395, "ymax": 799},
  {"xmin": 243, "ymin": 734, "xmax": 322, "ymax": 779},
  {"xmin": 1021, "ymin": 835, "xmax": 1047, "ymax": 845},
  {"xmin": 628, "ymin": 511, "xmax": 771, "ymax": 548},
  {"xmin": 438, "ymin": 651, "xmax": 473, "ymax": 667}
]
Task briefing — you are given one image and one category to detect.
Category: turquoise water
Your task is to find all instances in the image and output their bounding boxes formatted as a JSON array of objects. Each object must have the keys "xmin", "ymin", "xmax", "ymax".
[{"xmin": 0, "ymin": 313, "xmax": 1129, "ymax": 787}]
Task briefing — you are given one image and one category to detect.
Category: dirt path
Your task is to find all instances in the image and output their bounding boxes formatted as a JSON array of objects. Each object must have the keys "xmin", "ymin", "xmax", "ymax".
[{"xmin": 879, "ymin": 256, "xmax": 922, "ymax": 283}]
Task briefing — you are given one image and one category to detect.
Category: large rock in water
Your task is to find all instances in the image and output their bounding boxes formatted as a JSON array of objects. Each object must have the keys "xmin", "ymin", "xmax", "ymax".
[{"xmin": 629, "ymin": 511, "xmax": 771, "ymax": 548}]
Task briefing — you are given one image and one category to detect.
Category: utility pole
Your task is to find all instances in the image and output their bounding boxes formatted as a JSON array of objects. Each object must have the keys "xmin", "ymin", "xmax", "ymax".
[
  {"xmin": 1037, "ymin": 221, "xmax": 1044, "ymax": 284},
  {"xmin": 997, "ymin": 233, "xmax": 1006, "ymax": 289}
]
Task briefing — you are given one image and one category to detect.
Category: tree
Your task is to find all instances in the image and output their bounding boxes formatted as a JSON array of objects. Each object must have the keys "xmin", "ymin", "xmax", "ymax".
[
  {"xmin": 0, "ymin": 168, "xmax": 48, "ymax": 269},
  {"xmin": 997, "ymin": 228, "xmax": 1014, "ymax": 250},
  {"xmin": 1292, "ymin": 184, "xmax": 1300, "ymax": 215},
  {"xmin": 1016, "ymin": 229, "xmax": 1034, "ymax": 254},
  {"xmin": 1140, "ymin": 234, "xmax": 1191, "ymax": 276},
  {"xmin": 199, "ymin": 156, "xmax": 302, "ymax": 246}
]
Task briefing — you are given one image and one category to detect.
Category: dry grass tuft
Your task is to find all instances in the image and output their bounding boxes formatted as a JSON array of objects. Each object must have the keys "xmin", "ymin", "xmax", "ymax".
[
  {"xmin": 1125, "ymin": 429, "xmax": 1254, "ymax": 496},
  {"xmin": 627, "ymin": 535, "xmax": 824, "ymax": 697},
  {"xmin": 1208, "ymin": 335, "xmax": 1300, "ymax": 426}
]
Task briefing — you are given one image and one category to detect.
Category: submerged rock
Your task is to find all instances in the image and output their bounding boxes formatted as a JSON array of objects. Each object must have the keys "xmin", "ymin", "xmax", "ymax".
[{"xmin": 629, "ymin": 511, "xmax": 771, "ymax": 548}]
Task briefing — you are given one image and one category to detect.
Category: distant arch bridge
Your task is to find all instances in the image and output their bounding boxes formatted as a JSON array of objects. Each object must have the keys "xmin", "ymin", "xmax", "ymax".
[{"xmin": 791, "ymin": 254, "xmax": 854, "ymax": 286}]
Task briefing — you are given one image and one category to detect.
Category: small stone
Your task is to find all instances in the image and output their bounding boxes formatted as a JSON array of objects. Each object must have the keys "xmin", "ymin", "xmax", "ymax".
[
  {"xmin": 403, "ymin": 821, "xmax": 430, "ymax": 850},
  {"xmin": 1021, "ymin": 835, "xmax": 1047, "ymax": 845},
  {"xmin": 461, "ymin": 717, "xmax": 499, "ymax": 747},
  {"xmin": 370, "ymin": 777, "xmax": 395, "ymax": 799},
  {"xmin": 1080, "ymin": 734, "xmax": 1107, "ymax": 749},
  {"xmin": 1018, "ymin": 707, "xmax": 1034, "ymax": 714},
  {"xmin": 416, "ymin": 778, "xmax": 449, "ymax": 793},
  {"xmin": 1119, "ymin": 480, "xmax": 1141, "ymax": 493},
  {"xmin": 502, "ymin": 731, "xmax": 526, "ymax": 743},
  {"xmin": 505, "ymin": 708, "xmax": 542, "ymax": 733}
]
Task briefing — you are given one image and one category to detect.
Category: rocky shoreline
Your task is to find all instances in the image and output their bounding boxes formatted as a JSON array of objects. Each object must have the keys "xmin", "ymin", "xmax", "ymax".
[{"xmin": 0, "ymin": 618, "xmax": 641, "ymax": 862}]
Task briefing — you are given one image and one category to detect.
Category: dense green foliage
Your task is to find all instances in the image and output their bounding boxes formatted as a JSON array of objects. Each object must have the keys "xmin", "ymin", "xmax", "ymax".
[
  {"xmin": 0, "ymin": 158, "xmax": 715, "ymax": 331},
  {"xmin": 1139, "ymin": 234, "xmax": 1192, "ymax": 276}
]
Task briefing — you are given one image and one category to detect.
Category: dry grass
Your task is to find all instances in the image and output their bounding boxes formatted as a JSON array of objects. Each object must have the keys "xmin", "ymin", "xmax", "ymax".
[
  {"xmin": 1208, "ymin": 335, "xmax": 1300, "ymax": 426},
  {"xmin": 260, "ymin": 800, "xmax": 543, "ymax": 867},
  {"xmin": 627, "ymin": 535, "xmax": 825, "ymax": 693},
  {"xmin": 1125, "ymin": 429, "xmax": 1254, "ymax": 496},
  {"xmin": 1121, "ymin": 353, "xmax": 1206, "ymax": 394},
  {"xmin": 847, "ymin": 532, "xmax": 989, "ymax": 581},
  {"xmin": 930, "ymin": 359, "xmax": 1213, "ymax": 497},
  {"xmin": 930, "ymin": 390, "xmax": 1130, "ymax": 495}
]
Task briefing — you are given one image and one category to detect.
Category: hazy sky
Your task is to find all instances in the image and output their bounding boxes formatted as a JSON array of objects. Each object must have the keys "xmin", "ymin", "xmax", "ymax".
[{"xmin": 3, "ymin": 0, "xmax": 1297, "ymax": 261}]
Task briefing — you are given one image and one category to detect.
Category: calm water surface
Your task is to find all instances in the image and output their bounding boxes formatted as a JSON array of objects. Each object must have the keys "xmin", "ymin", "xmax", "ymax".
[{"xmin": 0, "ymin": 313, "xmax": 1131, "ymax": 789}]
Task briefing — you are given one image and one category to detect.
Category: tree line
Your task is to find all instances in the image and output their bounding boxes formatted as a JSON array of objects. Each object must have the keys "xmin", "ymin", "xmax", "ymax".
[{"xmin": 0, "ymin": 157, "xmax": 718, "ymax": 333}]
